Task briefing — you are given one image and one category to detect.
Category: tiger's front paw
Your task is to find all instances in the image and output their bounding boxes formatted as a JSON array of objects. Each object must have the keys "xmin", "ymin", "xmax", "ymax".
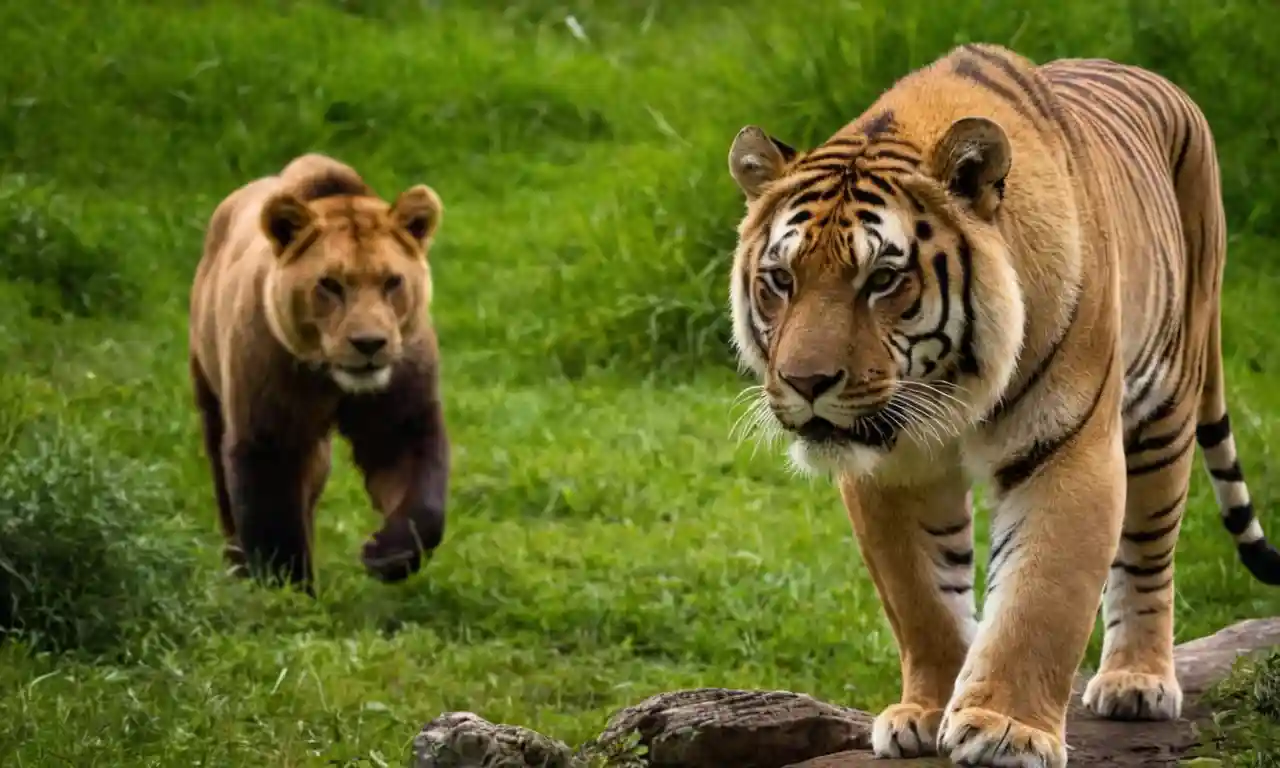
[
  {"xmin": 938, "ymin": 706, "xmax": 1066, "ymax": 768},
  {"xmin": 871, "ymin": 703, "xmax": 942, "ymax": 758},
  {"xmin": 1083, "ymin": 669, "xmax": 1182, "ymax": 721}
]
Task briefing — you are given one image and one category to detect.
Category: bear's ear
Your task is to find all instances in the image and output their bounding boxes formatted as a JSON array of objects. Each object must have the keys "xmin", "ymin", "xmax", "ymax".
[
  {"xmin": 391, "ymin": 184, "xmax": 444, "ymax": 248},
  {"xmin": 930, "ymin": 116, "xmax": 1012, "ymax": 221},
  {"xmin": 261, "ymin": 192, "xmax": 315, "ymax": 257},
  {"xmin": 728, "ymin": 125, "xmax": 797, "ymax": 200}
]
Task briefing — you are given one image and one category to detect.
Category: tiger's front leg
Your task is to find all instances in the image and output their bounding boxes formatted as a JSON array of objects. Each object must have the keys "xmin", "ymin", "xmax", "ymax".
[
  {"xmin": 937, "ymin": 402, "xmax": 1126, "ymax": 767},
  {"xmin": 839, "ymin": 464, "xmax": 976, "ymax": 759}
]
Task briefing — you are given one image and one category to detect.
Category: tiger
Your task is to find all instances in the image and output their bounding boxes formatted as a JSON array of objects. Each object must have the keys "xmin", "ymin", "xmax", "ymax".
[{"xmin": 725, "ymin": 42, "xmax": 1279, "ymax": 766}]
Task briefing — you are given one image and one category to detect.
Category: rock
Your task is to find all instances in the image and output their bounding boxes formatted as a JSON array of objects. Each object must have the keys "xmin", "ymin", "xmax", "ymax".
[
  {"xmin": 596, "ymin": 688, "xmax": 872, "ymax": 768},
  {"xmin": 410, "ymin": 617, "xmax": 1280, "ymax": 767},
  {"xmin": 412, "ymin": 711, "xmax": 574, "ymax": 768},
  {"xmin": 1170, "ymin": 616, "xmax": 1280, "ymax": 697}
]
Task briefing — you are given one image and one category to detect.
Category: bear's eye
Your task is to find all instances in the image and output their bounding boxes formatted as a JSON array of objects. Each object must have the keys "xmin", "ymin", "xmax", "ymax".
[
  {"xmin": 383, "ymin": 275, "xmax": 403, "ymax": 294},
  {"xmin": 318, "ymin": 277, "xmax": 344, "ymax": 298}
]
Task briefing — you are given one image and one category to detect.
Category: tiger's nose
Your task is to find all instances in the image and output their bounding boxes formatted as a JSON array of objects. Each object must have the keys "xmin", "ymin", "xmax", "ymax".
[
  {"xmin": 781, "ymin": 372, "xmax": 843, "ymax": 402},
  {"xmin": 349, "ymin": 335, "xmax": 387, "ymax": 357}
]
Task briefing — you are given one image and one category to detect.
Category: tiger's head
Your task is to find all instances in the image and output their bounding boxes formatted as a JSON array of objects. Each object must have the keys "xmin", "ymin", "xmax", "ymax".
[{"xmin": 726, "ymin": 115, "xmax": 1026, "ymax": 478}]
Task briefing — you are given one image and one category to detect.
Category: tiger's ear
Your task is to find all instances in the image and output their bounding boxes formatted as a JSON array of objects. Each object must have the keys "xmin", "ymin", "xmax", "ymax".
[
  {"xmin": 728, "ymin": 125, "xmax": 797, "ymax": 200},
  {"xmin": 261, "ymin": 192, "xmax": 315, "ymax": 258},
  {"xmin": 391, "ymin": 184, "xmax": 444, "ymax": 248},
  {"xmin": 931, "ymin": 116, "xmax": 1011, "ymax": 220}
]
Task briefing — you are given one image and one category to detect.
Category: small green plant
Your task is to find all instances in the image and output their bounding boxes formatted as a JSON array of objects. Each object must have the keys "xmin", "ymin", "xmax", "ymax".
[
  {"xmin": 1195, "ymin": 649, "xmax": 1280, "ymax": 765},
  {"xmin": 570, "ymin": 729, "xmax": 649, "ymax": 768}
]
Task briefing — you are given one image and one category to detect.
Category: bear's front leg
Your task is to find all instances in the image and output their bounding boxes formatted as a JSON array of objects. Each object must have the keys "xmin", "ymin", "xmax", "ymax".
[
  {"xmin": 939, "ymin": 405, "xmax": 1125, "ymax": 767},
  {"xmin": 337, "ymin": 364, "xmax": 449, "ymax": 584},
  {"xmin": 839, "ymin": 464, "xmax": 976, "ymax": 759},
  {"xmin": 223, "ymin": 431, "xmax": 319, "ymax": 594}
]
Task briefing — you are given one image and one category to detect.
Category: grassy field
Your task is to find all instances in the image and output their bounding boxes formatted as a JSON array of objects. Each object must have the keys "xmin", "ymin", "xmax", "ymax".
[{"xmin": 2, "ymin": 0, "xmax": 1280, "ymax": 764}]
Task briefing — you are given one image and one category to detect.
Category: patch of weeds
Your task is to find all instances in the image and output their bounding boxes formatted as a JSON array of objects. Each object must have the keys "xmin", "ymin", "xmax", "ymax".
[{"xmin": 1195, "ymin": 648, "xmax": 1280, "ymax": 764}]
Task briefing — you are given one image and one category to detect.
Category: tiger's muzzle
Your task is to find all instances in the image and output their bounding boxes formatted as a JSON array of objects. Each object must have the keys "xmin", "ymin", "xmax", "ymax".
[{"xmin": 769, "ymin": 369, "xmax": 900, "ymax": 449}]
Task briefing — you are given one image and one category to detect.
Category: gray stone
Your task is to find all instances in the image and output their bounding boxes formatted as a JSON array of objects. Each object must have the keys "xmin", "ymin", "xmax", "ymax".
[{"xmin": 412, "ymin": 711, "xmax": 574, "ymax": 768}]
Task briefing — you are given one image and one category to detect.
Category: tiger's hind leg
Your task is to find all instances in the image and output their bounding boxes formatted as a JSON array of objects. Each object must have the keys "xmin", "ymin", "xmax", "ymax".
[
  {"xmin": 1081, "ymin": 389, "xmax": 1195, "ymax": 721},
  {"xmin": 1092, "ymin": 300, "xmax": 1280, "ymax": 719}
]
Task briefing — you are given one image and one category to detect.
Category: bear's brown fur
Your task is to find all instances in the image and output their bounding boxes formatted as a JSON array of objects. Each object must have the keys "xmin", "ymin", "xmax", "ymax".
[{"xmin": 188, "ymin": 152, "xmax": 449, "ymax": 593}]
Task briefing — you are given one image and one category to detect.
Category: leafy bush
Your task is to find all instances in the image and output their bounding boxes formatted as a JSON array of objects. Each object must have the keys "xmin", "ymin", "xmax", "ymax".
[{"xmin": 0, "ymin": 392, "xmax": 200, "ymax": 659}]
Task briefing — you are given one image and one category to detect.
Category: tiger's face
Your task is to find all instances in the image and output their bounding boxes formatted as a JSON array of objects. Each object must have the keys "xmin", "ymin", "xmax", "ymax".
[{"xmin": 726, "ymin": 117, "xmax": 1026, "ymax": 477}]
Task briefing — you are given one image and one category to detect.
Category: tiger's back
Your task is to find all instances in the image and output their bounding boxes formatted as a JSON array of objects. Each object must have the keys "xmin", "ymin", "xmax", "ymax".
[{"xmin": 1038, "ymin": 56, "xmax": 1216, "ymax": 425}]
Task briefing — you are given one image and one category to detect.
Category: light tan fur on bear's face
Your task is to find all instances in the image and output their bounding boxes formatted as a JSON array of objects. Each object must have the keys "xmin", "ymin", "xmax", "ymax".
[{"xmin": 260, "ymin": 185, "xmax": 443, "ymax": 394}]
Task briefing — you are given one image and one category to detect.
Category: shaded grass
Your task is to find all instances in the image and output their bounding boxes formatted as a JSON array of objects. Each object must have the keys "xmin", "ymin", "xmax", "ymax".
[{"xmin": 1, "ymin": 0, "xmax": 1279, "ymax": 765}]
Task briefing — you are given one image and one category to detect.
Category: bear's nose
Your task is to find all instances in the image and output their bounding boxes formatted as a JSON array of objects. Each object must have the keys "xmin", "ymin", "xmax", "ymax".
[{"xmin": 349, "ymin": 335, "xmax": 387, "ymax": 357}]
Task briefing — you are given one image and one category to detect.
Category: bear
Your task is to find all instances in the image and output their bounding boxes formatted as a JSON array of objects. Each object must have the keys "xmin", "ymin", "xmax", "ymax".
[{"xmin": 188, "ymin": 152, "xmax": 450, "ymax": 594}]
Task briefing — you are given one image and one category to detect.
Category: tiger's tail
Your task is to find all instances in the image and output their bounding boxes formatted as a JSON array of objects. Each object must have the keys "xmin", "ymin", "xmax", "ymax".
[{"xmin": 1196, "ymin": 309, "xmax": 1280, "ymax": 585}]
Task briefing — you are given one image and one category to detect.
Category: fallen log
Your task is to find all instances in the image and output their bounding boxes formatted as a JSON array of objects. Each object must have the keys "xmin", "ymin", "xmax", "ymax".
[{"xmin": 412, "ymin": 617, "xmax": 1280, "ymax": 767}]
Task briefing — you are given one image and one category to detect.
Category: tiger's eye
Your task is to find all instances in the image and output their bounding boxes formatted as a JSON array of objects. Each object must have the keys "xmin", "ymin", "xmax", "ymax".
[
  {"xmin": 766, "ymin": 268, "xmax": 794, "ymax": 294},
  {"xmin": 865, "ymin": 268, "xmax": 899, "ymax": 294}
]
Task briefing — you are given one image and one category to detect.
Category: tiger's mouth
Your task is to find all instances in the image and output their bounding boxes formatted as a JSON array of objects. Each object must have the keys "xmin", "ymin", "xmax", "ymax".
[{"xmin": 792, "ymin": 412, "xmax": 898, "ymax": 449}]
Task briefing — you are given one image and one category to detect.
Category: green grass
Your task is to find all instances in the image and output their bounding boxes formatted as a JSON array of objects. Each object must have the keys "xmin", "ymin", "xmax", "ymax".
[{"xmin": 2, "ymin": 0, "xmax": 1280, "ymax": 765}]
